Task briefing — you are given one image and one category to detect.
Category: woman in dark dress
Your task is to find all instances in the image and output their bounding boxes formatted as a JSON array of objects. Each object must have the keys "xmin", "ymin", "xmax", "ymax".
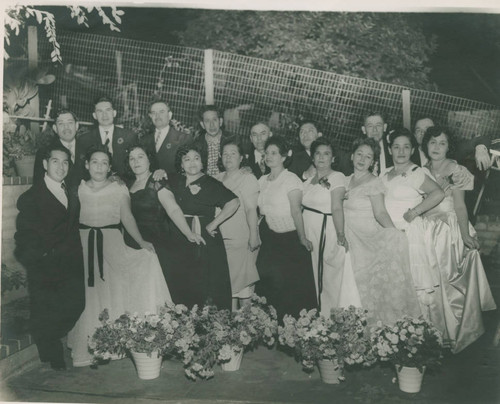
[
  {"xmin": 124, "ymin": 145, "xmax": 204, "ymax": 298},
  {"xmin": 168, "ymin": 143, "xmax": 240, "ymax": 310}
]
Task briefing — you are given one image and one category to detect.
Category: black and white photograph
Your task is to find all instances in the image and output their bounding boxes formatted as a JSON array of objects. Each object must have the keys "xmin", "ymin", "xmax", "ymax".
[{"xmin": 1, "ymin": 1, "xmax": 500, "ymax": 402}]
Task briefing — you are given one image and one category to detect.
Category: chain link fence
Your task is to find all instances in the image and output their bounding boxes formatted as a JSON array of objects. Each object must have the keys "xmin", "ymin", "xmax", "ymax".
[{"xmin": 36, "ymin": 31, "xmax": 500, "ymax": 151}]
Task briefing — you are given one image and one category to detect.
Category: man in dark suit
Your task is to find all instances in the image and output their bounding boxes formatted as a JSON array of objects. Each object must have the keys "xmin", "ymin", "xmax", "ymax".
[
  {"xmin": 192, "ymin": 105, "xmax": 236, "ymax": 176},
  {"xmin": 288, "ymin": 120, "xmax": 353, "ymax": 180},
  {"xmin": 247, "ymin": 122, "xmax": 272, "ymax": 179},
  {"xmin": 15, "ymin": 144, "xmax": 85, "ymax": 370},
  {"xmin": 141, "ymin": 98, "xmax": 193, "ymax": 175},
  {"xmin": 88, "ymin": 96, "xmax": 137, "ymax": 177},
  {"xmin": 34, "ymin": 109, "xmax": 100, "ymax": 189}
]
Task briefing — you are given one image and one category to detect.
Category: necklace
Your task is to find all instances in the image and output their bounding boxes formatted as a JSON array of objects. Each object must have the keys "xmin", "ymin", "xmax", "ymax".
[{"xmin": 350, "ymin": 171, "xmax": 372, "ymax": 189}]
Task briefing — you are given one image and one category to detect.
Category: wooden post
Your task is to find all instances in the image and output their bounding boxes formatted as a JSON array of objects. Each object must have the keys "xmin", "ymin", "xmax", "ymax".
[
  {"xmin": 204, "ymin": 49, "xmax": 214, "ymax": 105},
  {"xmin": 27, "ymin": 26, "xmax": 40, "ymax": 136},
  {"xmin": 402, "ymin": 89, "xmax": 411, "ymax": 131}
]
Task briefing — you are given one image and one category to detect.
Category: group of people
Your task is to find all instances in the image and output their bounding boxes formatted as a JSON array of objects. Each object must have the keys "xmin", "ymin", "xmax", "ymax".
[{"xmin": 14, "ymin": 96, "xmax": 496, "ymax": 371}]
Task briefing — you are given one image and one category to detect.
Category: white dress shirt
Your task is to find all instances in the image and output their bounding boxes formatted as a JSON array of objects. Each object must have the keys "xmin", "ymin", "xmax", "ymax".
[
  {"xmin": 60, "ymin": 139, "xmax": 76, "ymax": 163},
  {"xmin": 155, "ymin": 126, "xmax": 170, "ymax": 152},
  {"xmin": 99, "ymin": 126, "xmax": 115, "ymax": 154},
  {"xmin": 44, "ymin": 174, "xmax": 68, "ymax": 208}
]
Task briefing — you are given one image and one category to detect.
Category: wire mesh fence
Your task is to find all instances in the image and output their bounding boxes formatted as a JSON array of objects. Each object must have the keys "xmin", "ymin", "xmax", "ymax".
[{"xmin": 35, "ymin": 31, "xmax": 500, "ymax": 151}]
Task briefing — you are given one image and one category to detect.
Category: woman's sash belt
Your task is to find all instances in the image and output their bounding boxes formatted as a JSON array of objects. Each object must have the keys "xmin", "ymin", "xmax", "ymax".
[
  {"xmin": 302, "ymin": 205, "xmax": 332, "ymax": 311},
  {"xmin": 79, "ymin": 223, "xmax": 121, "ymax": 287}
]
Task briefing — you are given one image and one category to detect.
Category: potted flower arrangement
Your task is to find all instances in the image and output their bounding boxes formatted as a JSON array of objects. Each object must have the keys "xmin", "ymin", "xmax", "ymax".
[
  {"xmin": 183, "ymin": 295, "xmax": 278, "ymax": 380},
  {"xmin": 89, "ymin": 303, "xmax": 196, "ymax": 380},
  {"xmin": 371, "ymin": 316, "xmax": 444, "ymax": 393},
  {"xmin": 278, "ymin": 306, "xmax": 376, "ymax": 384}
]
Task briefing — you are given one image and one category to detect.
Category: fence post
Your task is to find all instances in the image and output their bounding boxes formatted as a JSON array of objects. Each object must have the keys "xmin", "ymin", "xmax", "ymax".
[
  {"xmin": 27, "ymin": 25, "xmax": 40, "ymax": 136},
  {"xmin": 204, "ymin": 49, "xmax": 214, "ymax": 105},
  {"xmin": 402, "ymin": 89, "xmax": 411, "ymax": 131}
]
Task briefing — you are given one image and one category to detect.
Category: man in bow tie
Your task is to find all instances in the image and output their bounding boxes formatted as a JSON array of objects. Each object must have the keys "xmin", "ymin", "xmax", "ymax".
[
  {"xmin": 89, "ymin": 96, "xmax": 137, "ymax": 178},
  {"xmin": 15, "ymin": 144, "xmax": 85, "ymax": 371},
  {"xmin": 142, "ymin": 98, "xmax": 193, "ymax": 175}
]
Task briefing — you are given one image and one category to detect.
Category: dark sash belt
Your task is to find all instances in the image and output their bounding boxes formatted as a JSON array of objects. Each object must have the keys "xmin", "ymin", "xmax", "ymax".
[
  {"xmin": 79, "ymin": 223, "xmax": 121, "ymax": 287},
  {"xmin": 302, "ymin": 205, "xmax": 332, "ymax": 311}
]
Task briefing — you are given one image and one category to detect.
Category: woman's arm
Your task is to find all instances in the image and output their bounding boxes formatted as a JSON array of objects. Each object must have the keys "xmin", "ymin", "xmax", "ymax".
[
  {"xmin": 119, "ymin": 192, "xmax": 155, "ymax": 252},
  {"xmin": 205, "ymin": 198, "xmax": 240, "ymax": 236},
  {"xmin": 369, "ymin": 193, "xmax": 396, "ymax": 228},
  {"xmin": 452, "ymin": 189, "xmax": 480, "ymax": 249},
  {"xmin": 241, "ymin": 191, "xmax": 260, "ymax": 251},
  {"xmin": 330, "ymin": 187, "xmax": 348, "ymax": 250},
  {"xmin": 288, "ymin": 189, "xmax": 312, "ymax": 251},
  {"xmin": 157, "ymin": 188, "xmax": 205, "ymax": 245},
  {"xmin": 403, "ymin": 176, "xmax": 445, "ymax": 223}
]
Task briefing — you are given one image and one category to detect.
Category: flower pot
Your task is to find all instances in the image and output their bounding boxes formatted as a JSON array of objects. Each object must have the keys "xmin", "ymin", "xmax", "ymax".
[
  {"xmin": 221, "ymin": 350, "xmax": 243, "ymax": 371},
  {"xmin": 396, "ymin": 365, "xmax": 426, "ymax": 393},
  {"xmin": 317, "ymin": 359, "xmax": 342, "ymax": 384},
  {"xmin": 131, "ymin": 351, "xmax": 162, "ymax": 380},
  {"xmin": 15, "ymin": 155, "xmax": 36, "ymax": 177}
]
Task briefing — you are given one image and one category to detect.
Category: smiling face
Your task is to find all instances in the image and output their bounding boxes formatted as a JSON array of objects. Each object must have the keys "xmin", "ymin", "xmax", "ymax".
[
  {"xmin": 86, "ymin": 151, "xmax": 111, "ymax": 182},
  {"xmin": 222, "ymin": 144, "xmax": 243, "ymax": 172},
  {"xmin": 54, "ymin": 113, "xmax": 78, "ymax": 143},
  {"xmin": 362, "ymin": 115, "xmax": 387, "ymax": 141},
  {"xmin": 312, "ymin": 144, "xmax": 334, "ymax": 171},
  {"xmin": 264, "ymin": 144, "xmax": 286, "ymax": 169},
  {"xmin": 201, "ymin": 110, "xmax": 223, "ymax": 137},
  {"xmin": 389, "ymin": 135, "xmax": 414, "ymax": 165},
  {"xmin": 352, "ymin": 144, "xmax": 375, "ymax": 173},
  {"xmin": 414, "ymin": 118, "xmax": 434, "ymax": 146},
  {"xmin": 93, "ymin": 101, "xmax": 116, "ymax": 127},
  {"xmin": 426, "ymin": 133, "xmax": 449, "ymax": 162},
  {"xmin": 250, "ymin": 123, "xmax": 272, "ymax": 152},
  {"xmin": 43, "ymin": 150, "xmax": 70, "ymax": 183},
  {"xmin": 299, "ymin": 123, "xmax": 321, "ymax": 150},
  {"xmin": 181, "ymin": 150, "xmax": 203, "ymax": 176},
  {"xmin": 149, "ymin": 102, "xmax": 172, "ymax": 130},
  {"xmin": 128, "ymin": 147, "xmax": 151, "ymax": 177}
]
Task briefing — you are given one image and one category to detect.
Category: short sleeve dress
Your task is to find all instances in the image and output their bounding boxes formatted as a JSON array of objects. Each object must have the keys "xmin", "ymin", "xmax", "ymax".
[
  {"xmin": 256, "ymin": 169, "xmax": 317, "ymax": 321},
  {"xmin": 344, "ymin": 175, "xmax": 420, "ymax": 325},
  {"xmin": 67, "ymin": 181, "xmax": 171, "ymax": 367},
  {"xmin": 168, "ymin": 174, "xmax": 237, "ymax": 310},
  {"xmin": 215, "ymin": 171, "xmax": 260, "ymax": 298}
]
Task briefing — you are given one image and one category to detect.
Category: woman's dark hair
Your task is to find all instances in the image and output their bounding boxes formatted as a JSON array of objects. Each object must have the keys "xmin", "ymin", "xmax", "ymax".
[
  {"xmin": 421, "ymin": 126, "xmax": 457, "ymax": 160},
  {"xmin": 264, "ymin": 136, "xmax": 291, "ymax": 168},
  {"xmin": 123, "ymin": 143, "xmax": 159, "ymax": 180},
  {"xmin": 388, "ymin": 127, "xmax": 418, "ymax": 150},
  {"xmin": 85, "ymin": 144, "xmax": 112, "ymax": 166},
  {"xmin": 175, "ymin": 142, "xmax": 205, "ymax": 174},
  {"xmin": 309, "ymin": 137, "xmax": 338, "ymax": 169},
  {"xmin": 218, "ymin": 139, "xmax": 248, "ymax": 172},
  {"xmin": 351, "ymin": 137, "xmax": 381, "ymax": 168}
]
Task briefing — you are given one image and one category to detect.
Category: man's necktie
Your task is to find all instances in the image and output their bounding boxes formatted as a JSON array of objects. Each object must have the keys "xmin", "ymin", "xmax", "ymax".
[
  {"xmin": 155, "ymin": 130, "xmax": 162, "ymax": 152},
  {"xmin": 259, "ymin": 154, "xmax": 266, "ymax": 174},
  {"xmin": 61, "ymin": 181, "xmax": 68, "ymax": 197},
  {"xmin": 104, "ymin": 131, "xmax": 111, "ymax": 153}
]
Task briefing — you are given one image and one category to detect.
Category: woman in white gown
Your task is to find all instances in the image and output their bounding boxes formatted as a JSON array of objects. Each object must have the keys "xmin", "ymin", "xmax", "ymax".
[
  {"xmin": 344, "ymin": 137, "xmax": 420, "ymax": 325},
  {"xmin": 302, "ymin": 137, "xmax": 356, "ymax": 315},
  {"xmin": 381, "ymin": 128, "xmax": 446, "ymax": 331},
  {"xmin": 421, "ymin": 126, "xmax": 496, "ymax": 352},
  {"xmin": 67, "ymin": 146, "xmax": 171, "ymax": 367}
]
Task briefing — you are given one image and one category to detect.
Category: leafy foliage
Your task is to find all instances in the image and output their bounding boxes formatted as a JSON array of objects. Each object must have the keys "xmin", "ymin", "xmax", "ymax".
[
  {"xmin": 4, "ymin": 6, "xmax": 123, "ymax": 63},
  {"xmin": 1, "ymin": 263, "xmax": 27, "ymax": 295},
  {"xmin": 176, "ymin": 11, "xmax": 437, "ymax": 89}
]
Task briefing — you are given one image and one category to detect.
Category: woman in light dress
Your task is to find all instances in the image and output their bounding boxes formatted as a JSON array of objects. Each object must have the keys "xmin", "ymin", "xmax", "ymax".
[
  {"xmin": 215, "ymin": 140, "xmax": 260, "ymax": 310},
  {"xmin": 256, "ymin": 137, "xmax": 317, "ymax": 322},
  {"xmin": 422, "ymin": 126, "xmax": 496, "ymax": 352},
  {"xmin": 343, "ymin": 137, "xmax": 420, "ymax": 325},
  {"xmin": 68, "ymin": 146, "xmax": 171, "ymax": 367},
  {"xmin": 301, "ymin": 137, "xmax": 355, "ymax": 316},
  {"xmin": 381, "ymin": 128, "xmax": 445, "ymax": 330}
]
